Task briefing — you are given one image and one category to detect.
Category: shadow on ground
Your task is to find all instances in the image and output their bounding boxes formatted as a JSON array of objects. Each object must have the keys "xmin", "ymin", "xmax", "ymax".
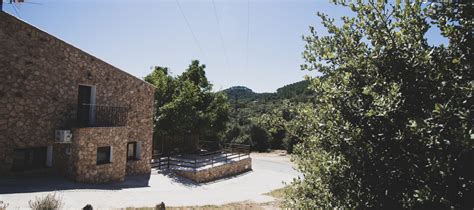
[
  {"xmin": 156, "ymin": 170, "xmax": 201, "ymax": 188},
  {"xmin": 0, "ymin": 174, "xmax": 151, "ymax": 194},
  {"xmin": 0, "ymin": 169, "xmax": 255, "ymax": 194},
  {"xmin": 156, "ymin": 168, "xmax": 253, "ymax": 187}
]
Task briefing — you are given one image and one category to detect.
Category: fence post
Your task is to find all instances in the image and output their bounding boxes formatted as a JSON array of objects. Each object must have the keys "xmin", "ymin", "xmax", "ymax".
[
  {"xmin": 194, "ymin": 156, "xmax": 197, "ymax": 174},
  {"xmin": 167, "ymin": 156, "xmax": 170, "ymax": 169},
  {"xmin": 225, "ymin": 152, "xmax": 228, "ymax": 163}
]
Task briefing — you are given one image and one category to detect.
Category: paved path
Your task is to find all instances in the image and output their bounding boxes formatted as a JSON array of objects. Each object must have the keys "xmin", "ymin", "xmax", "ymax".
[{"xmin": 0, "ymin": 153, "xmax": 300, "ymax": 209}]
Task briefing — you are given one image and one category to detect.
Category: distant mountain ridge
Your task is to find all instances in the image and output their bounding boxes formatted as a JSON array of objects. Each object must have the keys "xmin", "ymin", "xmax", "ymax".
[
  {"xmin": 222, "ymin": 80, "xmax": 311, "ymax": 102},
  {"xmin": 276, "ymin": 80, "xmax": 311, "ymax": 99},
  {"xmin": 222, "ymin": 86, "xmax": 258, "ymax": 100}
]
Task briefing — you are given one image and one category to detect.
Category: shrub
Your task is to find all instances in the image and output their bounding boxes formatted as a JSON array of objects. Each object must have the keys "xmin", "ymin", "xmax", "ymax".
[
  {"xmin": 0, "ymin": 201, "xmax": 9, "ymax": 210},
  {"xmin": 249, "ymin": 124, "xmax": 271, "ymax": 152},
  {"xmin": 28, "ymin": 193, "xmax": 64, "ymax": 210},
  {"xmin": 286, "ymin": 0, "xmax": 472, "ymax": 208}
]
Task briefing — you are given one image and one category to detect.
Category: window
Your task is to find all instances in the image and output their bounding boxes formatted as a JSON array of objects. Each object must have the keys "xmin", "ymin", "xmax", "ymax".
[
  {"xmin": 12, "ymin": 147, "xmax": 47, "ymax": 171},
  {"xmin": 127, "ymin": 142, "xmax": 141, "ymax": 161},
  {"xmin": 127, "ymin": 142, "xmax": 136, "ymax": 161},
  {"xmin": 97, "ymin": 146, "xmax": 112, "ymax": 165}
]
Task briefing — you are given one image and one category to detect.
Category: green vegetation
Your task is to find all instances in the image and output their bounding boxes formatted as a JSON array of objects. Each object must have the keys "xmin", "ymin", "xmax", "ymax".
[
  {"xmin": 143, "ymin": 2, "xmax": 471, "ymax": 208},
  {"xmin": 222, "ymin": 80, "xmax": 314, "ymax": 152},
  {"xmin": 284, "ymin": 0, "xmax": 473, "ymax": 208},
  {"xmin": 145, "ymin": 60, "xmax": 230, "ymax": 153},
  {"xmin": 144, "ymin": 60, "xmax": 313, "ymax": 153},
  {"xmin": 276, "ymin": 80, "xmax": 312, "ymax": 101},
  {"xmin": 263, "ymin": 186, "xmax": 288, "ymax": 200}
]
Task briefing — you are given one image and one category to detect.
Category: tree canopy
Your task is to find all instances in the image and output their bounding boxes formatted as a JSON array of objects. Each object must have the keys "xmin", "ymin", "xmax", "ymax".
[
  {"xmin": 145, "ymin": 60, "xmax": 230, "ymax": 151},
  {"xmin": 285, "ymin": 0, "xmax": 472, "ymax": 208},
  {"xmin": 221, "ymin": 81, "xmax": 314, "ymax": 152}
]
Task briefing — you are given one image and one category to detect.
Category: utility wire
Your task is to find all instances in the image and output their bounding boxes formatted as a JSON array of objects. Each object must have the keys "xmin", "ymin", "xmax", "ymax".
[
  {"xmin": 245, "ymin": 0, "xmax": 250, "ymax": 73},
  {"xmin": 11, "ymin": 3, "xmax": 21, "ymax": 18},
  {"xmin": 23, "ymin": 1, "xmax": 42, "ymax": 5},
  {"xmin": 175, "ymin": 0, "xmax": 206, "ymax": 60},
  {"xmin": 212, "ymin": 0, "xmax": 230, "ymax": 72}
]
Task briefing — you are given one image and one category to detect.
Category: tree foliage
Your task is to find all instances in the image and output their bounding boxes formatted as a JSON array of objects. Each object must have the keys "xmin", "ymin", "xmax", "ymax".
[
  {"xmin": 145, "ymin": 60, "xmax": 230, "ymax": 149},
  {"xmin": 285, "ymin": 0, "xmax": 472, "ymax": 208},
  {"xmin": 222, "ymin": 81, "xmax": 314, "ymax": 151}
]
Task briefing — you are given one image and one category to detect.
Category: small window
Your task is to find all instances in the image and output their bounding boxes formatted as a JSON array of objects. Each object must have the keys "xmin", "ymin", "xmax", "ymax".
[
  {"xmin": 127, "ymin": 142, "xmax": 136, "ymax": 161},
  {"xmin": 97, "ymin": 146, "xmax": 111, "ymax": 165}
]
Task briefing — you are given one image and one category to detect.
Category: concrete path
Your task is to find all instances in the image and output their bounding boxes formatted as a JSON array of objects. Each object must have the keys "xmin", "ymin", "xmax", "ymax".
[{"xmin": 0, "ymin": 152, "xmax": 300, "ymax": 209}]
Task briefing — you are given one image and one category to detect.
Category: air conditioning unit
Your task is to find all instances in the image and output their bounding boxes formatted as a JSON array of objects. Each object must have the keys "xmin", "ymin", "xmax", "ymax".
[{"xmin": 55, "ymin": 130, "xmax": 72, "ymax": 143}]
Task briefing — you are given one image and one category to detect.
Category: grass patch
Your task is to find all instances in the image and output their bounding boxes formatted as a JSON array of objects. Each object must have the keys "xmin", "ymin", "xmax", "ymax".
[{"xmin": 264, "ymin": 186, "xmax": 288, "ymax": 200}]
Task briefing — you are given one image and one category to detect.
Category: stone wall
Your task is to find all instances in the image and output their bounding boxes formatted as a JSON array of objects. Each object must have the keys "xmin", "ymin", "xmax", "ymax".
[
  {"xmin": 71, "ymin": 127, "xmax": 127, "ymax": 183},
  {"xmin": 175, "ymin": 158, "xmax": 252, "ymax": 183},
  {"xmin": 0, "ymin": 12, "xmax": 155, "ymax": 182}
]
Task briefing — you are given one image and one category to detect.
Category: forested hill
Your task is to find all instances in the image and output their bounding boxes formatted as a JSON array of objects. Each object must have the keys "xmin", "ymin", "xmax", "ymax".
[
  {"xmin": 220, "ymin": 80, "xmax": 314, "ymax": 153},
  {"xmin": 222, "ymin": 80, "xmax": 312, "ymax": 103},
  {"xmin": 221, "ymin": 86, "xmax": 259, "ymax": 101},
  {"xmin": 276, "ymin": 80, "xmax": 311, "ymax": 98}
]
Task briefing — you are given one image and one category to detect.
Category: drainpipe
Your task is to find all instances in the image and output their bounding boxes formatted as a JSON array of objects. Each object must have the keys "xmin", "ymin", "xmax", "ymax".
[{"xmin": 1, "ymin": 0, "xmax": 3, "ymax": 12}]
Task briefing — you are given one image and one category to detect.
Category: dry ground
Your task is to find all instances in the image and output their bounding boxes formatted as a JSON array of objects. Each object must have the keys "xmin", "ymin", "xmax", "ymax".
[
  {"xmin": 123, "ymin": 187, "xmax": 287, "ymax": 210},
  {"xmin": 0, "ymin": 152, "xmax": 299, "ymax": 209}
]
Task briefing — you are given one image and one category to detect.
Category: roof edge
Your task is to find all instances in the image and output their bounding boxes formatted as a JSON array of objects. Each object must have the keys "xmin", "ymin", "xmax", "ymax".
[{"xmin": 0, "ymin": 11, "xmax": 157, "ymax": 89}]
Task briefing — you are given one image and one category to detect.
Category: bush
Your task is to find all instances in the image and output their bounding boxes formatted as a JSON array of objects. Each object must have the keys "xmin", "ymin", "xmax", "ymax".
[
  {"xmin": 0, "ymin": 201, "xmax": 9, "ymax": 210},
  {"xmin": 249, "ymin": 124, "xmax": 271, "ymax": 152},
  {"xmin": 286, "ymin": 0, "xmax": 472, "ymax": 209},
  {"xmin": 29, "ymin": 193, "xmax": 63, "ymax": 210}
]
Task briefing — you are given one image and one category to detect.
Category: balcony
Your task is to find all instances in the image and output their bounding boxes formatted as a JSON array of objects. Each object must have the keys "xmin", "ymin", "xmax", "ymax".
[{"xmin": 77, "ymin": 104, "xmax": 129, "ymax": 127}]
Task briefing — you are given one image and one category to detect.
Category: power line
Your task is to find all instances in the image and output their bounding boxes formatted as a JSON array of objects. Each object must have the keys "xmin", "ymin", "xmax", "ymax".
[
  {"xmin": 212, "ymin": 0, "xmax": 230, "ymax": 72},
  {"xmin": 175, "ymin": 0, "xmax": 206, "ymax": 60},
  {"xmin": 11, "ymin": 3, "xmax": 21, "ymax": 18}
]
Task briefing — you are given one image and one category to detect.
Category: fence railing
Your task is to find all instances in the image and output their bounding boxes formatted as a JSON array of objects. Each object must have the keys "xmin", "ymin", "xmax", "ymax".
[
  {"xmin": 151, "ymin": 144, "xmax": 250, "ymax": 171},
  {"xmin": 77, "ymin": 104, "xmax": 129, "ymax": 127}
]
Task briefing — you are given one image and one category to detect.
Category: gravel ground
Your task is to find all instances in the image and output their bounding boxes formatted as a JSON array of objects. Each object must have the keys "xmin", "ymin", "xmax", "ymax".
[{"xmin": 0, "ymin": 152, "xmax": 300, "ymax": 209}]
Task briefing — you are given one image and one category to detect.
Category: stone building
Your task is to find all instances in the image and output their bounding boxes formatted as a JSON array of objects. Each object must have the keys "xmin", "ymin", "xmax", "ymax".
[{"xmin": 0, "ymin": 12, "xmax": 155, "ymax": 183}]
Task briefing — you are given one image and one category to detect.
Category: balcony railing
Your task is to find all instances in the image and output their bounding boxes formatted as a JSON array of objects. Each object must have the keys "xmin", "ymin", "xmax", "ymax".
[{"xmin": 77, "ymin": 104, "xmax": 129, "ymax": 127}]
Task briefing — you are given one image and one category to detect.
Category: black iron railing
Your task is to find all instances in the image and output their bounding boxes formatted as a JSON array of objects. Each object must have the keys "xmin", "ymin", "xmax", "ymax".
[
  {"xmin": 151, "ymin": 144, "xmax": 251, "ymax": 171},
  {"xmin": 77, "ymin": 104, "xmax": 129, "ymax": 127}
]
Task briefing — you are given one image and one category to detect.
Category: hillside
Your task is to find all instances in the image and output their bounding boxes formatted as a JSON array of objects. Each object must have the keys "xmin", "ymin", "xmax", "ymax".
[
  {"xmin": 222, "ymin": 80, "xmax": 312, "ymax": 103},
  {"xmin": 221, "ymin": 80, "xmax": 314, "ymax": 152},
  {"xmin": 276, "ymin": 80, "xmax": 311, "ymax": 99},
  {"xmin": 222, "ymin": 86, "xmax": 258, "ymax": 101}
]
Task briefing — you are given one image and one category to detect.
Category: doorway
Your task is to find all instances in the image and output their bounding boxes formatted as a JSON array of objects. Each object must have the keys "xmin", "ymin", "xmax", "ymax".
[{"xmin": 77, "ymin": 85, "xmax": 96, "ymax": 126}]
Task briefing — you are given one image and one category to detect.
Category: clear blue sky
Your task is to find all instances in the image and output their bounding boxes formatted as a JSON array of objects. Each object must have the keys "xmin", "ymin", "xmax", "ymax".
[{"xmin": 2, "ymin": 0, "xmax": 445, "ymax": 92}]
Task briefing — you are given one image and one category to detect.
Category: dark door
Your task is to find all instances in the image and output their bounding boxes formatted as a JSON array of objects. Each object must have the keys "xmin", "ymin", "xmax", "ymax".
[
  {"xmin": 12, "ymin": 147, "xmax": 47, "ymax": 171},
  {"xmin": 77, "ymin": 85, "xmax": 92, "ymax": 126}
]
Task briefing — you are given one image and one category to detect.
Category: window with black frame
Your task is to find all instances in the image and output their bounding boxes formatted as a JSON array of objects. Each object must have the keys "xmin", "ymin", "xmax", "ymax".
[
  {"xmin": 127, "ymin": 142, "xmax": 137, "ymax": 161},
  {"xmin": 97, "ymin": 146, "xmax": 111, "ymax": 165}
]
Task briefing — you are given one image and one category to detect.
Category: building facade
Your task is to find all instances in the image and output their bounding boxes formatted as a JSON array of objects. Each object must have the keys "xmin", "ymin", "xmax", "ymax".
[{"xmin": 0, "ymin": 12, "xmax": 155, "ymax": 183}]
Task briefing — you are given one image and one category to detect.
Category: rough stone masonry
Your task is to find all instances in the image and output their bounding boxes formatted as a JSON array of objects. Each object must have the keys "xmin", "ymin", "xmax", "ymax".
[{"xmin": 0, "ymin": 11, "xmax": 155, "ymax": 183}]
